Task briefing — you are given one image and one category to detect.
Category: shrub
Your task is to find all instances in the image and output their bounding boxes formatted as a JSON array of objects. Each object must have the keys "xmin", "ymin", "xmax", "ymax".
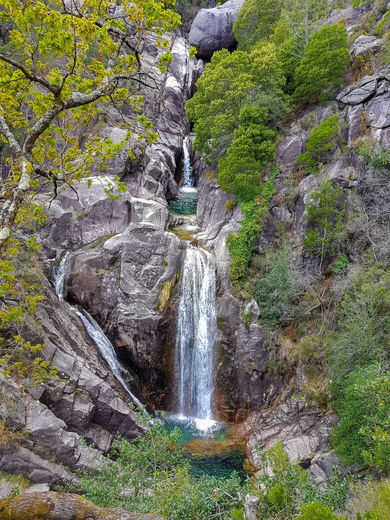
[
  {"xmin": 233, "ymin": 0, "xmax": 285, "ymax": 51},
  {"xmin": 332, "ymin": 364, "xmax": 390, "ymax": 473},
  {"xmin": 332, "ymin": 253, "xmax": 349, "ymax": 275},
  {"xmin": 298, "ymin": 115, "xmax": 341, "ymax": 171},
  {"xmin": 352, "ymin": 479, "xmax": 390, "ymax": 520},
  {"xmin": 293, "ymin": 24, "xmax": 350, "ymax": 104},
  {"xmin": 227, "ymin": 166, "xmax": 278, "ymax": 283},
  {"xmin": 329, "ymin": 266, "xmax": 390, "ymax": 391},
  {"xmin": 256, "ymin": 442, "xmax": 350, "ymax": 519},
  {"xmin": 254, "ymin": 245, "xmax": 302, "ymax": 329},
  {"xmin": 296, "ymin": 502, "xmax": 348, "ymax": 520},
  {"xmin": 304, "ymin": 181, "xmax": 346, "ymax": 267},
  {"xmin": 218, "ymin": 106, "xmax": 276, "ymax": 202}
]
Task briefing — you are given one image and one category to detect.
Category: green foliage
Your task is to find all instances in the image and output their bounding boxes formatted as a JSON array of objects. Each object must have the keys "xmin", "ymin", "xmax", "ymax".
[
  {"xmin": 227, "ymin": 200, "xmax": 268, "ymax": 282},
  {"xmin": 186, "ymin": 43, "xmax": 288, "ymax": 166},
  {"xmin": 254, "ymin": 245, "xmax": 302, "ymax": 329},
  {"xmin": 293, "ymin": 24, "xmax": 350, "ymax": 104},
  {"xmin": 298, "ymin": 115, "xmax": 341, "ymax": 171},
  {"xmin": 329, "ymin": 266, "xmax": 390, "ymax": 391},
  {"xmin": 304, "ymin": 181, "xmax": 346, "ymax": 264},
  {"xmin": 227, "ymin": 166, "xmax": 278, "ymax": 283},
  {"xmin": 233, "ymin": 0, "xmax": 285, "ymax": 51},
  {"xmin": 353, "ymin": 479, "xmax": 390, "ymax": 520},
  {"xmin": 74, "ymin": 410, "xmax": 249, "ymax": 519},
  {"xmin": 153, "ymin": 466, "xmax": 247, "ymax": 520},
  {"xmin": 296, "ymin": 502, "xmax": 348, "ymax": 520},
  {"xmin": 332, "ymin": 364, "xmax": 390, "ymax": 473},
  {"xmin": 332, "ymin": 253, "xmax": 349, "ymax": 275},
  {"xmin": 218, "ymin": 106, "xmax": 276, "ymax": 202},
  {"xmin": 356, "ymin": 141, "xmax": 390, "ymax": 171},
  {"xmin": 256, "ymin": 442, "xmax": 350, "ymax": 519}
]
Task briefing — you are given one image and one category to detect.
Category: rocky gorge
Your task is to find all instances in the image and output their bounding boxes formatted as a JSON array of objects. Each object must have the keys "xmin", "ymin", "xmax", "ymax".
[{"xmin": 2, "ymin": 0, "xmax": 390, "ymax": 518}]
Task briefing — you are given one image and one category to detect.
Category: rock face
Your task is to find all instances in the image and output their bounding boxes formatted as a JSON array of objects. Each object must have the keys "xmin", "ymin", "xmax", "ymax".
[
  {"xmin": 0, "ymin": 33, "xmax": 200, "ymax": 485},
  {"xmin": 0, "ymin": 491, "xmax": 165, "ymax": 520},
  {"xmin": 189, "ymin": 0, "xmax": 244, "ymax": 59}
]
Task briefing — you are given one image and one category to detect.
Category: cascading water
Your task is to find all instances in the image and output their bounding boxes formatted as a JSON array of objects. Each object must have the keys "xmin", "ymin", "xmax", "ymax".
[
  {"xmin": 182, "ymin": 136, "xmax": 194, "ymax": 189},
  {"xmin": 169, "ymin": 136, "xmax": 197, "ymax": 215},
  {"xmin": 54, "ymin": 254, "xmax": 144, "ymax": 410},
  {"xmin": 175, "ymin": 245, "xmax": 217, "ymax": 432}
]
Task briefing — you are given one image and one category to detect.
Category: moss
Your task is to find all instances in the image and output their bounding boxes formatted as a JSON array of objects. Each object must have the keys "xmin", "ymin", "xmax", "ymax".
[{"xmin": 157, "ymin": 280, "xmax": 175, "ymax": 313}]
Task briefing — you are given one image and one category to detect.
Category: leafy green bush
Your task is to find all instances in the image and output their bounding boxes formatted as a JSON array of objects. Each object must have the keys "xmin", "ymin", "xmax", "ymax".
[
  {"xmin": 304, "ymin": 181, "xmax": 346, "ymax": 266},
  {"xmin": 329, "ymin": 266, "xmax": 390, "ymax": 391},
  {"xmin": 332, "ymin": 253, "xmax": 349, "ymax": 275},
  {"xmin": 254, "ymin": 245, "xmax": 302, "ymax": 329},
  {"xmin": 256, "ymin": 442, "xmax": 350, "ymax": 519},
  {"xmin": 218, "ymin": 105, "xmax": 276, "ymax": 202},
  {"xmin": 227, "ymin": 166, "xmax": 278, "ymax": 283},
  {"xmin": 293, "ymin": 24, "xmax": 350, "ymax": 104},
  {"xmin": 233, "ymin": 0, "xmax": 285, "ymax": 51},
  {"xmin": 332, "ymin": 365, "xmax": 390, "ymax": 474},
  {"xmin": 353, "ymin": 479, "xmax": 390, "ymax": 520},
  {"xmin": 298, "ymin": 115, "xmax": 341, "ymax": 171},
  {"xmin": 186, "ymin": 43, "xmax": 288, "ymax": 166},
  {"xmin": 296, "ymin": 502, "xmax": 348, "ymax": 520},
  {"xmin": 227, "ymin": 200, "xmax": 268, "ymax": 282}
]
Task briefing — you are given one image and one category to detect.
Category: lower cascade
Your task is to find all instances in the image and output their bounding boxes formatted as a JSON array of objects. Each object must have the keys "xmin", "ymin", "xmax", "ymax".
[
  {"xmin": 175, "ymin": 245, "xmax": 217, "ymax": 431},
  {"xmin": 55, "ymin": 254, "xmax": 144, "ymax": 410}
]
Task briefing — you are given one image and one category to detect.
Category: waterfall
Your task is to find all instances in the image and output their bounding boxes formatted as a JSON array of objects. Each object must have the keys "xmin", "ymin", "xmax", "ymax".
[
  {"xmin": 54, "ymin": 254, "xmax": 144, "ymax": 410},
  {"xmin": 175, "ymin": 245, "xmax": 217, "ymax": 431},
  {"xmin": 182, "ymin": 136, "xmax": 194, "ymax": 189}
]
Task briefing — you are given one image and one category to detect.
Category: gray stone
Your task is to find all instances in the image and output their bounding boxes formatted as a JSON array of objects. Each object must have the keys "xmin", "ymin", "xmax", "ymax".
[
  {"xmin": 244, "ymin": 495, "xmax": 260, "ymax": 520},
  {"xmin": 189, "ymin": 0, "xmax": 244, "ymax": 58},
  {"xmin": 339, "ymin": 79, "xmax": 377, "ymax": 104},
  {"xmin": 25, "ymin": 483, "xmax": 51, "ymax": 493},
  {"xmin": 0, "ymin": 482, "xmax": 13, "ymax": 499},
  {"xmin": 309, "ymin": 451, "xmax": 343, "ymax": 486},
  {"xmin": 365, "ymin": 92, "xmax": 390, "ymax": 128},
  {"xmin": 351, "ymin": 35, "xmax": 382, "ymax": 59}
]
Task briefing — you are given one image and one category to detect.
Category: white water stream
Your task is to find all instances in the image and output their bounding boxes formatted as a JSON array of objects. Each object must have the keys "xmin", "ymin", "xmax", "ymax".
[
  {"xmin": 174, "ymin": 245, "xmax": 217, "ymax": 431},
  {"xmin": 55, "ymin": 253, "xmax": 144, "ymax": 410}
]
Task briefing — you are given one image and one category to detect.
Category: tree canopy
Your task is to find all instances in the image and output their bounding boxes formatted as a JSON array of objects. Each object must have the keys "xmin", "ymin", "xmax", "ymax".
[
  {"xmin": 293, "ymin": 24, "xmax": 350, "ymax": 103},
  {"xmin": 0, "ymin": 0, "xmax": 180, "ymax": 251}
]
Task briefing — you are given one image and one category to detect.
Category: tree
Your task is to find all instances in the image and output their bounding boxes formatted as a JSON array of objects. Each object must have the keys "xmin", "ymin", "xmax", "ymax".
[
  {"xmin": 293, "ymin": 24, "xmax": 350, "ymax": 104},
  {"xmin": 0, "ymin": 0, "xmax": 180, "ymax": 379},
  {"xmin": 233, "ymin": 0, "xmax": 285, "ymax": 51},
  {"xmin": 304, "ymin": 181, "xmax": 346, "ymax": 268},
  {"xmin": 0, "ymin": 0, "xmax": 180, "ymax": 252},
  {"xmin": 297, "ymin": 115, "xmax": 341, "ymax": 171},
  {"xmin": 186, "ymin": 42, "xmax": 288, "ymax": 166},
  {"xmin": 218, "ymin": 105, "xmax": 276, "ymax": 202}
]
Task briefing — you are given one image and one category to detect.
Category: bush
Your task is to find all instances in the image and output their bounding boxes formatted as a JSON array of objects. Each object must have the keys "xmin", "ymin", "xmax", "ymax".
[
  {"xmin": 293, "ymin": 24, "xmax": 350, "ymax": 104},
  {"xmin": 227, "ymin": 166, "xmax": 278, "ymax": 283},
  {"xmin": 296, "ymin": 502, "xmax": 348, "ymax": 520},
  {"xmin": 332, "ymin": 365, "xmax": 390, "ymax": 473},
  {"xmin": 218, "ymin": 105, "xmax": 276, "ymax": 203},
  {"xmin": 297, "ymin": 115, "xmax": 341, "ymax": 171},
  {"xmin": 233, "ymin": 0, "xmax": 285, "ymax": 51},
  {"xmin": 352, "ymin": 479, "xmax": 390, "ymax": 520},
  {"xmin": 304, "ymin": 181, "xmax": 346, "ymax": 266},
  {"xmin": 254, "ymin": 245, "xmax": 302, "ymax": 329},
  {"xmin": 256, "ymin": 442, "xmax": 350, "ymax": 519},
  {"xmin": 329, "ymin": 266, "xmax": 390, "ymax": 391}
]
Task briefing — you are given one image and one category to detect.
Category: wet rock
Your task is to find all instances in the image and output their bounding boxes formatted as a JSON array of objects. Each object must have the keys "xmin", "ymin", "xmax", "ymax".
[
  {"xmin": 0, "ymin": 491, "xmax": 165, "ymax": 520},
  {"xmin": 189, "ymin": 0, "xmax": 244, "ymax": 59}
]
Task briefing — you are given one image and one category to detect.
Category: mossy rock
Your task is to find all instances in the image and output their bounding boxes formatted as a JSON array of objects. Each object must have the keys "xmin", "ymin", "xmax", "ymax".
[
  {"xmin": 157, "ymin": 280, "xmax": 175, "ymax": 313},
  {"xmin": 0, "ymin": 491, "xmax": 165, "ymax": 519}
]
